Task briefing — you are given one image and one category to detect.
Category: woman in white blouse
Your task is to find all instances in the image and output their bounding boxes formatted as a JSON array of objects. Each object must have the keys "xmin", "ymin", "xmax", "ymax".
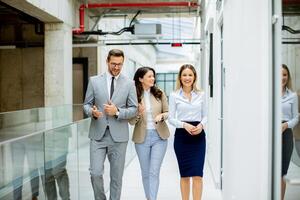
[
  {"xmin": 281, "ymin": 64, "xmax": 299, "ymax": 200},
  {"xmin": 168, "ymin": 64, "xmax": 207, "ymax": 200}
]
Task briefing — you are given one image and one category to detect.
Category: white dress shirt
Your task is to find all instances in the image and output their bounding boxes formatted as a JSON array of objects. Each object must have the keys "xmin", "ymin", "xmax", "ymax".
[
  {"xmin": 144, "ymin": 90, "xmax": 156, "ymax": 129},
  {"xmin": 282, "ymin": 88, "xmax": 299, "ymax": 128},
  {"xmin": 106, "ymin": 72, "xmax": 120, "ymax": 98},
  {"xmin": 168, "ymin": 88, "xmax": 207, "ymax": 129}
]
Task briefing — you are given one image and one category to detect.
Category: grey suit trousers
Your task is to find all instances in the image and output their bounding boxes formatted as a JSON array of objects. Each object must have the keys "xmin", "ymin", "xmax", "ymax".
[{"xmin": 90, "ymin": 128, "xmax": 128, "ymax": 200}]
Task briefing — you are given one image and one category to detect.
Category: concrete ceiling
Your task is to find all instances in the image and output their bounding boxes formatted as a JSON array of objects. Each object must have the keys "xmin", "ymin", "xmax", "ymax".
[
  {"xmin": 0, "ymin": 1, "xmax": 41, "ymax": 25},
  {"xmin": 0, "ymin": 1, "xmax": 44, "ymax": 48}
]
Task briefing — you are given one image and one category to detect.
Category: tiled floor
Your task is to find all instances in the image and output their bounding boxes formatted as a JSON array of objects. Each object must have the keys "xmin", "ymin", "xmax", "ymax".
[{"xmin": 285, "ymin": 149, "xmax": 300, "ymax": 200}]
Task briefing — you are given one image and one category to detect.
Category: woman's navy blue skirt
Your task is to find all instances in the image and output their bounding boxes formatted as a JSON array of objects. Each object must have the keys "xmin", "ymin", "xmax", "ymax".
[
  {"xmin": 174, "ymin": 121, "xmax": 206, "ymax": 177},
  {"xmin": 282, "ymin": 128, "xmax": 293, "ymax": 176}
]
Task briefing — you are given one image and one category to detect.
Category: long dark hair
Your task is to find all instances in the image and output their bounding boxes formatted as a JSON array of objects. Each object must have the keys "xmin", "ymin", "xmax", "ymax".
[{"xmin": 133, "ymin": 67, "xmax": 162, "ymax": 103}]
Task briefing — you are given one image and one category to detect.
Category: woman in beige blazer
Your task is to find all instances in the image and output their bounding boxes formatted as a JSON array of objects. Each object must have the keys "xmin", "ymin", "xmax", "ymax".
[{"xmin": 130, "ymin": 67, "xmax": 170, "ymax": 200}]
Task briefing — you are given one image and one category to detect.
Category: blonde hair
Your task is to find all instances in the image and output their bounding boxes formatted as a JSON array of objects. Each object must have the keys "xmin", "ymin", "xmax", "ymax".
[{"xmin": 175, "ymin": 64, "xmax": 201, "ymax": 92}]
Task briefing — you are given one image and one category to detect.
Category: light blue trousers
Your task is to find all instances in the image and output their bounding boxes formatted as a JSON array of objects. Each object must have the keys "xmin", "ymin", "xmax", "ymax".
[{"xmin": 135, "ymin": 129, "xmax": 168, "ymax": 200}]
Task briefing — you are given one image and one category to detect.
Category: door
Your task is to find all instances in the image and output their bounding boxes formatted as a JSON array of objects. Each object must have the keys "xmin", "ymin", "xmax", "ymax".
[{"xmin": 72, "ymin": 58, "xmax": 88, "ymax": 121}]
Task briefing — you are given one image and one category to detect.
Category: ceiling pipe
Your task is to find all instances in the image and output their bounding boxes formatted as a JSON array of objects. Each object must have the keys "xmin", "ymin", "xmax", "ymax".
[
  {"xmin": 283, "ymin": 0, "xmax": 300, "ymax": 5},
  {"xmin": 282, "ymin": 25, "xmax": 300, "ymax": 34},
  {"xmin": 72, "ymin": 1, "xmax": 199, "ymax": 34},
  {"xmin": 73, "ymin": 4, "xmax": 86, "ymax": 34}
]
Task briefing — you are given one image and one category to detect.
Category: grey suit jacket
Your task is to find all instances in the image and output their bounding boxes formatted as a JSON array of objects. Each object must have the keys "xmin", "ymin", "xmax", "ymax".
[{"xmin": 83, "ymin": 73, "xmax": 138, "ymax": 142}]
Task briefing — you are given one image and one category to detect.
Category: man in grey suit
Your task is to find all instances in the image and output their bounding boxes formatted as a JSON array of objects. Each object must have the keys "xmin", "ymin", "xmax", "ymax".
[{"xmin": 83, "ymin": 49, "xmax": 138, "ymax": 200}]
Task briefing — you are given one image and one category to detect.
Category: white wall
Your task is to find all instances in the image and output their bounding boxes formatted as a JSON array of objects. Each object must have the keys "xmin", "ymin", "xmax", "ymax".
[
  {"xmin": 204, "ymin": 0, "xmax": 273, "ymax": 199},
  {"xmin": 202, "ymin": 0, "xmax": 222, "ymax": 189},
  {"xmin": 222, "ymin": 1, "xmax": 272, "ymax": 199}
]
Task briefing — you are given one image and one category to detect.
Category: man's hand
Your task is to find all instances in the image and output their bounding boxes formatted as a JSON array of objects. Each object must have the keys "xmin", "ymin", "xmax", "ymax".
[
  {"xmin": 92, "ymin": 105, "xmax": 103, "ymax": 119},
  {"xmin": 103, "ymin": 101, "xmax": 118, "ymax": 116}
]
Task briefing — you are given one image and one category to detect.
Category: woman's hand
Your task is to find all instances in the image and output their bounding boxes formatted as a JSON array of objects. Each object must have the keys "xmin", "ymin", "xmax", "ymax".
[
  {"xmin": 183, "ymin": 122, "xmax": 196, "ymax": 135},
  {"xmin": 191, "ymin": 123, "xmax": 203, "ymax": 135},
  {"xmin": 154, "ymin": 114, "xmax": 164, "ymax": 123},
  {"xmin": 282, "ymin": 122, "xmax": 288, "ymax": 133}
]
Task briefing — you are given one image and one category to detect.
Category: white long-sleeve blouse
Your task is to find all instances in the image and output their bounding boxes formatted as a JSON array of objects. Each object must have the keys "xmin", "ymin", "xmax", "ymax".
[
  {"xmin": 282, "ymin": 88, "xmax": 299, "ymax": 129},
  {"xmin": 168, "ymin": 88, "xmax": 207, "ymax": 129}
]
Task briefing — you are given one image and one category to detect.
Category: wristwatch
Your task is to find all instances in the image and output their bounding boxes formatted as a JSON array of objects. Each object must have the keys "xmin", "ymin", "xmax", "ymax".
[{"xmin": 115, "ymin": 108, "xmax": 120, "ymax": 118}]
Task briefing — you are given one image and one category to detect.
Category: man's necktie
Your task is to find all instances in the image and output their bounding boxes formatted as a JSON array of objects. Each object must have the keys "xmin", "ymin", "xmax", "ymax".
[{"xmin": 110, "ymin": 76, "xmax": 115, "ymax": 99}]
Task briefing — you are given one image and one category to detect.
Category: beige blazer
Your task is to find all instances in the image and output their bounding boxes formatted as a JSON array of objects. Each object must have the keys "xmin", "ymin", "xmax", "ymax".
[{"xmin": 129, "ymin": 91, "xmax": 170, "ymax": 143}]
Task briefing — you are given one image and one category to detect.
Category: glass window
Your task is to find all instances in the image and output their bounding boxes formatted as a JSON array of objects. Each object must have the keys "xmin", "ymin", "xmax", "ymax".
[
  {"xmin": 165, "ymin": 74, "xmax": 174, "ymax": 81},
  {"xmin": 165, "ymin": 81, "xmax": 174, "ymax": 98},
  {"xmin": 156, "ymin": 73, "xmax": 177, "ymax": 98},
  {"xmin": 156, "ymin": 81, "xmax": 165, "ymax": 92},
  {"xmin": 156, "ymin": 74, "xmax": 165, "ymax": 81}
]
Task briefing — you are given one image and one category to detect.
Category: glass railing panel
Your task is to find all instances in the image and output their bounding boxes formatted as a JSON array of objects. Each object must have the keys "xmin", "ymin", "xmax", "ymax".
[
  {"xmin": 0, "ymin": 108, "xmax": 42, "ymax": 143},
  {"xmin": 0, "ymin": 105, "xmax": 136, "ymax": 200},
  {"xmin": 73, "ymin": 104, "xmax": 86, "ymax": 122},
  {"xmin": 77, "ymin": 118, "xmax": 93, "ymax": 199},
  {"xmin": 42, "ymin": 105, "xmax": 73, "ymax": 129},
  {"xmin": 0, "ymin": 133, "xmax": 45, "ymax": 200},
  {"xmin": 0, "ymin": 105, "xmax": 75, "ymax": 143},
  {"xmin": 0, "ymin": 108, "xmax": 39, "ymax": 129},
  {"xmin": 43, "ymin": 123, "xmax": 78, "ymax": 200}
]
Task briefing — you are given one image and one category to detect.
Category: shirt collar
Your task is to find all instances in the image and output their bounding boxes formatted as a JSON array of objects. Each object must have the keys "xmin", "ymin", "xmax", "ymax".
[
  {"xmin": 179, "ymin": 87, "xmax": 197, "ymax": 96},
  {"xmin": 283, "ymin": 87, "xmax": 291, "ymax": 98},
  {"xmin": 107, "ymin": 72, "xmax": 120, "ymax": 80}
]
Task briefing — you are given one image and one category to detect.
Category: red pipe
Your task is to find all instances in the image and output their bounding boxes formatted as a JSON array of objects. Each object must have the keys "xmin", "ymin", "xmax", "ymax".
[
  {"xmin": 87, "ymin": 2, "xmax": 198, "ymax": 8},
  {"xmin": 72, "ymin": 1, "xmax": 199, "ymax": 34},
  {"xmin": 73, "ymin": 4, "xmax": 85, "ymax": 34},
  {"xmin": 283, "ymin": 0, "xmax": 300, "ymax": 5}
]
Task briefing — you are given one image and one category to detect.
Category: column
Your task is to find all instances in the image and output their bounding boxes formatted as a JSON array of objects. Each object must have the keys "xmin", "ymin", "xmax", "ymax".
[{"xmin": 44, "ymin": 23, "xmax": 72, "ymax": 106}]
